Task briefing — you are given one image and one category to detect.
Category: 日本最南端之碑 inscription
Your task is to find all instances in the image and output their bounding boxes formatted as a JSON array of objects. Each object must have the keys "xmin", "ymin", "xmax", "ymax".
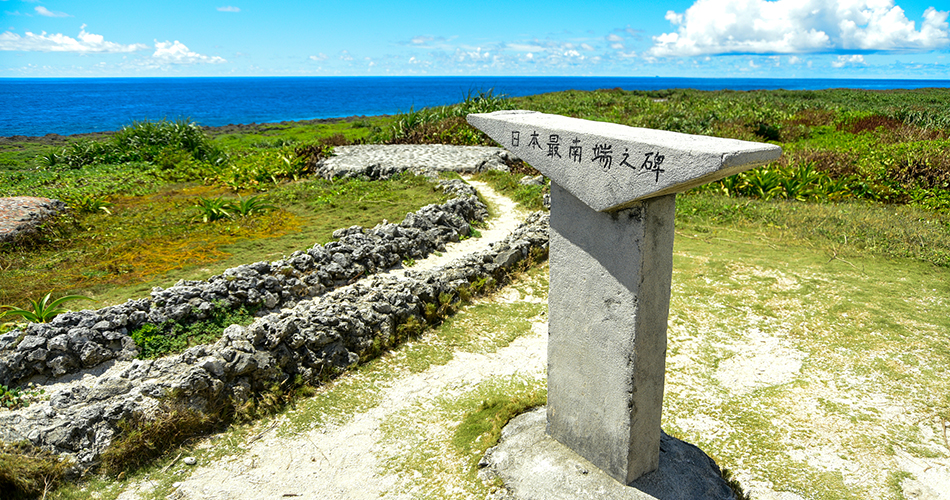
[
  {"xmin": 469, "ymin": 110, "xmax": 780, "ymax": 213},
  {"xmin": 468, "ymin": 110, "xmax": 781, "ymax": 486}
]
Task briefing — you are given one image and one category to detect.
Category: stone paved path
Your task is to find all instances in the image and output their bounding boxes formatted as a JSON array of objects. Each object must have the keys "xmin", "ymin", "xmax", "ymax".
[{"xmin": 318, "ymin": 144, "xmax": 515, "ymax": 178}]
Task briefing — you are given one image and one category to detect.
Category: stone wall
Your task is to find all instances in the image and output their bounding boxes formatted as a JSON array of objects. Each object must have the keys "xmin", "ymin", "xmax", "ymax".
[
  {"xmin": 0, "ymin": 210, "xmax": 550, "ymax": 469},
  {"xmin": 0, "ymin": 178, "xmax": 484, "ymax": 387}
]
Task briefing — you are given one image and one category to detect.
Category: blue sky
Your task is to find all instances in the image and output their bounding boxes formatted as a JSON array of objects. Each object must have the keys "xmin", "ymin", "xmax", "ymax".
[{"xmin": 1, "ymin": 0, "xmax": 948, "ymax": 78}]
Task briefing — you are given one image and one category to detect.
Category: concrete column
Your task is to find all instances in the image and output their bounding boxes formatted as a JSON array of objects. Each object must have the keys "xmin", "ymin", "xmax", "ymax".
[{"xmin": 546, "ymin": 183, "xmax": 675, "ymax": 483}]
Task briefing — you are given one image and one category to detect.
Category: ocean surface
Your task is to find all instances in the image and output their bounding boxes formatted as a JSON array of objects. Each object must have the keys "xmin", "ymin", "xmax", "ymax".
[{"xmin": 2, "ymin": 76, "xmax": 949, "ymax": 137}]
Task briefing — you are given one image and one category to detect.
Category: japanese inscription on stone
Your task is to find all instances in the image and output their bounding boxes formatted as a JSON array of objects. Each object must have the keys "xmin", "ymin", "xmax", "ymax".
[
  {"xmin": 468, "ymin": 110, "xmax": 782, "ymax": 212},
  {"xmin": 511, "ymin": 129, "xmax": 666, "ymax": 181}
]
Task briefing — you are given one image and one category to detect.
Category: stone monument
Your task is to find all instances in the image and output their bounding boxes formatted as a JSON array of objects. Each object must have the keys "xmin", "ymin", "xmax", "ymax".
[{"xmin": 467, "ymin": 110, "xmax": 781, "ymax": 484}]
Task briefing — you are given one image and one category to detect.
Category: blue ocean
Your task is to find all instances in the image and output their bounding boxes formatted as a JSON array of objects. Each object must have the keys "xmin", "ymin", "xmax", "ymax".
[{"xmin": 2, "ymin": 76, "xmax": 949, "ymax": 137}]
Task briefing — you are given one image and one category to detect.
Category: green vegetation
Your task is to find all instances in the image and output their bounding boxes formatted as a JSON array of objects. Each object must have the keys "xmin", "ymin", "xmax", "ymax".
[
  {"xmin": 0, "ymin": 114, "xmax": 449, "ymax": 312},
  {"xmin": 472, "ymin": 170, "xmax": 547, "ymax": 211},
  {"xmin": 191, "ymin": 195, "xmax": 275, "ymax": 222},
  {"xmin": 511, "ymin": 87, "xmax": 950, "ymax": 213},
  {"xmin": 0, "ymin": 383, "xmax": 44, "ymax": 410},
  {"xmin": 382, "ymin": 90, "xmax": 514, "ymax": 145},
  {"xmin": 676, "ymin": 193, "xmax": 950, "ymax": 267},
  {"xmin": 452, "ymin": 382, "xmax": 547, "ymax": 460},
  {"xmin": 0, "ymin": 292, "xmax": 93, "ymax": 324},
  {"xmin": 0, "ymin": 442, "xmax": 72, "ymax": 500},
  {"xmin": 130, "ymin": 304, "xmax": 255, "ymax": 359}
]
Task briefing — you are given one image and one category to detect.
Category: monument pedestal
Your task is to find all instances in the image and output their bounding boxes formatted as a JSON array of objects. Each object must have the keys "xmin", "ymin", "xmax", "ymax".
[
  {"xmin": 480, "ymin": 407, "xmax": 740, "ymax": 500},
  {"xmin": 547, "ymin": 184, "xmax": 675, "ymax": 482}
]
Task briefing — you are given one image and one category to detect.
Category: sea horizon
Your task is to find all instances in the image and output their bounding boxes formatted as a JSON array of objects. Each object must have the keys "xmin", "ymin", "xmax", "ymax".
[{"xmin": 3, "ymin": 75, "xmax": 949, "ymax": 137}]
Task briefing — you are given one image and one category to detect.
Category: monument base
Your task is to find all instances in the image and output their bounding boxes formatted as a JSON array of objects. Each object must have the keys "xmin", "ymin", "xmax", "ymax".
[{"xmin": 479, "ymin": 407, "xmax": 739, "ymax": 500}]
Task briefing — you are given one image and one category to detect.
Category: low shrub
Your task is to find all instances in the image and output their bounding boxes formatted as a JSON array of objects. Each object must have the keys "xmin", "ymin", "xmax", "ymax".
[
  {"xmin": 0, "ymin": 442, "xmax": 72, "ymax": 500},
  {"xmin": 0, "ymin": 292, "xmax": 93, "ymax": 324},
  {"xmin": 130, "ymin": 304, "xmax": 255, "ymax": 359},
  {"xmin": 383, "ymin": 89, "xmax": 514, "ymax": 145},
  {"xmin": 99, "ymin": 399, "xmax": 224, "ymax": 475},
  {"xmin": 0, "ymin": 383, "xmax": 44, "ymax": 410},
  {"xmin": 43, "ymin": 119, "xmax": 225, "ymax": 169}
]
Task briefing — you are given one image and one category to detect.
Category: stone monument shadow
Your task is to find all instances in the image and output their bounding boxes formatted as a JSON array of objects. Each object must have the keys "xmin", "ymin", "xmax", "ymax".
[{"xmin": 481, "ymin": 407, "xmax": 739, "ymax": 500}]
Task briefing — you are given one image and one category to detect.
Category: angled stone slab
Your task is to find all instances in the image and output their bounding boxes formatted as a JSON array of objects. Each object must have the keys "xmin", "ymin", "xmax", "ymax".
[{"xmin": 467, "ymin": 110, "xmax": 781, "ymax": 211}]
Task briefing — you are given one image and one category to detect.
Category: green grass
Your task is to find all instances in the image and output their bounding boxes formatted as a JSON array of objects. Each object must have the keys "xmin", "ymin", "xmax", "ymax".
[
  {"xmin": 675, "ymin": 192, "xmax": 950, "ymax": 268},
  {"xmin": 0, "ymin": 442, "xmax": 72, "ymax": 500},
  {"xmin": 510, "ymin": 88, "xmax": 950, "ymax": 212},
  {"xmin": 209, "ymin": 116, "xmax": 390, "ymax": 150},
  {"xmin": 662, "ymin": 215, "xmax": 950, "ymax": 499},
  {"xmin": 471, "ymin": 170, "xmax": 547, "ymax": 211},
  {"xmin": 130, "ymin": 304, "xmax": 255, "ymax": 359},
  {"xmin": 0, "ymin": 173, "xmax": 450, "ymax": 311},
  {"xmin": 378, "ymin": 375, "xmax": 546, "ymax": 499}
]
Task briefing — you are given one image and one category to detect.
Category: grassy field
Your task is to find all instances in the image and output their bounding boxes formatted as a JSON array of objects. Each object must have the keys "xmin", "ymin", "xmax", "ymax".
[
  {"xmin": 39, "ymin": 220, "xmax": 950, "ymax": 498},
  {"xmin": 0, "ymin": 117, "xmax": 441, "ymax": 314}
]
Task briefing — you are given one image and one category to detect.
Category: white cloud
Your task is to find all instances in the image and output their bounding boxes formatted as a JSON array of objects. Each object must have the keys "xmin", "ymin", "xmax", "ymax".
[
  {"xmin": 35, "ymin": 6, "xmax": 70, "ymax": 17},
  {"xmin": 217, "ymin": 6, "xmax": 240, "ymax": 12},
  {"xmin": 152, "ymin": 40, "xmax": 226, "ymax": 64},
  {"xmin": 607, "ymin": 33, "xmax": 624, "ymax": 42},
  {"xmin": 506, "ymin": 43, "xmax": 547, "ymax": 52},
  {"xmin": 309, "ymin": 53, "xmax": 327, "ymax": 61},
  {"xmin": 832, "ymin": 54, "xmax": 867, "ymax": 67},
  {"xmin": 399, "ymin": 35, "xmax": 452, "ymax": 48},
  {"xmin": 339, "ymin": 50, "xmax": 353, "ymax": 61},
  {"xmin": 0, "ymin": 26, "xmax": 147, "ymax": 53},
  {"xmin": 611, "ymin": 42, "xmax": 624, "ymax": 50},
  {"xmin": 650, "ymin": 0, "xmax": 950, "ymax": 57}
]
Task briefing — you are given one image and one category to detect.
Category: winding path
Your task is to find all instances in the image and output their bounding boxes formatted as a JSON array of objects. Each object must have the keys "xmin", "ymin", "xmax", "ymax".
[{"xmin": 119, "ymin": 179, "xmax": 546, "ymax": 500}]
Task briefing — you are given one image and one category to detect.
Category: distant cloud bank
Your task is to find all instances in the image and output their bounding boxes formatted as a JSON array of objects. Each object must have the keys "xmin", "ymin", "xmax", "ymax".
[
  {"xmin": 0, "ymin": 26, "xmax": 147, "ymax": 53},
  {"xmin": 153, "ymin": 40, "xmax": 227, "ymax": 64},
  {"xmin": 650, "ymin": 0, "xmax": 950, "ymax": 57}
]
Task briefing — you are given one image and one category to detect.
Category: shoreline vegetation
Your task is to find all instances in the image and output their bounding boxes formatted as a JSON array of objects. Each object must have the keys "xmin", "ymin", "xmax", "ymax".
[{"xmin": 1, "ymin": 87, "xmax": 949, "ymax": 499}]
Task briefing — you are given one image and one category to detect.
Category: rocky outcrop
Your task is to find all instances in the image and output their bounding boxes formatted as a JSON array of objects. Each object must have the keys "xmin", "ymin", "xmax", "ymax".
[{"xmin": 0, "ymin": 196, "xmax": 68, "ymax": 244}]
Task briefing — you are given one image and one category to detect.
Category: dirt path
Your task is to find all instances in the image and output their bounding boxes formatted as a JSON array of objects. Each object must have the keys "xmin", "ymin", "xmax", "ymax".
[
  {"xmin": 167, "ymin": 321, "xmax": 547, "ymax": 500},
  {"xmin": 390, "ymin": 178, "xmax": 525, "ymax": 278},
  {"xmin": 117, "ymin": 179, "xmax": 540, "ymax": 500}
]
